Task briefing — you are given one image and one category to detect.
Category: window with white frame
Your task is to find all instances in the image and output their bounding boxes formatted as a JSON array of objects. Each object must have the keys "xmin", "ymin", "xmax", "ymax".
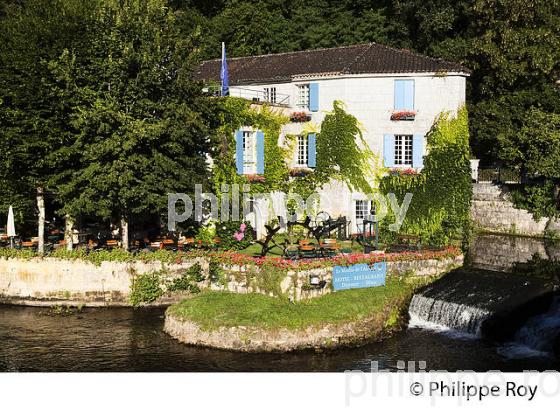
[
  {"xmin": 296, "ymin": 135, "xmax": 308, "ymax": 166},
  {"xmin": 242, "ymin": 131, "xmax": 257, "ymax": 174},
  {"xmin": 297, "ymin": 84, "xmax": 310, "ymax": 109},
  {"xmin": 394, "ymin": 134, "xmax": 413, "ymax": 166},
  {"xmin": 355, "ymin": 200, "xmax": 375, "ymax": 231},
  {"xmin": 264, "ymin": 87, "xmax": 277, "ymax": 104}
]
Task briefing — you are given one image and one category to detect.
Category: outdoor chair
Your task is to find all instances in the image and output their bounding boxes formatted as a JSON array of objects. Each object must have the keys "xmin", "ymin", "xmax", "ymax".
[
  {"xmin": 284, "ymin": 245, "xmax": 299, "ymax": 260},
  {"xmin": 395, "ymin": 234, "xmax": 421, "ymax": 251},
  {"xmin": 106, "ymin": 239, "xmax": 119, "ymax": 249},
  {"xmin": 21, "ymin": 241, "xmax": 36, "ymax": 249},
  {"xmin": 149, "ymin": 241, "xmax": 163, "ymax": 250},
  {"xmin": 320, "ymin": 238, "xmax": 340, "ymax": 258},
  {"xmin": 298, "ymin": 239, "xmax": 317, "ymax": 258},
  {"xmin": 162, "ymin": 238, "xmax": 177, "ymax": 251}
]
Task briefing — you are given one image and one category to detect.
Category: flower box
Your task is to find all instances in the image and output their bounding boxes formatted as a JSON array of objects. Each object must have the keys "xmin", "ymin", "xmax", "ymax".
[
  {"xmin": 390, "ymin": 111, "xmax": 416, "ymax": 121},
  {"xmin": 245, "ymin": 174, "xmax": 265, "ymax": 183},
  {"xmin": 389, "ymin": 167, "xmax": 419, "ymax": 176},
  {"xmin": 290, "ymin": 111, "xmax": 312, "ymax": 123},
  {"xmin": 289, "ymin": 167, "xmax": 313, "ymax": 177}
]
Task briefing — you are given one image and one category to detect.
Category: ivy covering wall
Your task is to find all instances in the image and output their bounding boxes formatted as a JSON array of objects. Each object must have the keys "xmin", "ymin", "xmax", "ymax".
[
  {"xmin": 379, "ymin": 107, "xmax": 472, "ymax": 246},
  {"xmin": 212, "ymin": 98, "xmax": 376, "ymax": 199}
]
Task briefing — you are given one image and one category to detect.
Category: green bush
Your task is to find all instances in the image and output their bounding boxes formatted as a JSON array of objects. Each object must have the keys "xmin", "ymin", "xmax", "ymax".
[
  {"xmin": 129, "ymin": 272, "xmax": 164, "ymax": 307},
  {"xmin": 214, "ymin": 220, "xmax": 255, "ymax": 250},
  {"xmin": 167, "ymin": 263, "xmax": 205, "ymax": 293}
]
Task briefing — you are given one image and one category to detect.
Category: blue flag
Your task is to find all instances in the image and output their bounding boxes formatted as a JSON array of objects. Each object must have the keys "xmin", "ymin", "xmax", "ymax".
[{"xmin": 221, "ymin": 42, "xmax": 229, "ymax": 96}]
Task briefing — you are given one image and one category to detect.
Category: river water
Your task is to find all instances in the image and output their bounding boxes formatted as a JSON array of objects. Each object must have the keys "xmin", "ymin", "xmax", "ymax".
[{"xmin": 0, "ymin": 234, "xmax": 559, "ymax": 372}]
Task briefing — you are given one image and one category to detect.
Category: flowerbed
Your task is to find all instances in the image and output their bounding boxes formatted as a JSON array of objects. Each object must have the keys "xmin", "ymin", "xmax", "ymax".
[
  {"xmin": 207, "ymin": 246, "xmax": 462, "ymax": 272},
  {"xmin": 0, "ymin": 246, "xmax": 462, "ymax": 269}
]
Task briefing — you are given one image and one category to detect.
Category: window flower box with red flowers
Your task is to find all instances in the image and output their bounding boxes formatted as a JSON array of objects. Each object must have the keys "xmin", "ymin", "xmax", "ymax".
[
  {"xmin": 390, "ymin": 111, "xmax": 416, "ymax": 121},
  {"xmin": 290, "ymin": 111, "xmax": 312, "ymax": 123},
  {"xmin": 389, "ymin": 167, "xmax": 419, "ymax": 176},
  {"xmin": 245, "ymin": 174, "xmax": 266, "ymax": 183},
  {"xmin": 289, "ymin": 167, "xmax": 314, "ymax": 177}
]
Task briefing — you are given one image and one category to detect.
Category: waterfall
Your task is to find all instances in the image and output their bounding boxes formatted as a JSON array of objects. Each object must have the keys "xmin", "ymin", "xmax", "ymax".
[
  {"xmin": 408, "ymin": 293, "xmax": 492, "ymax": 337},
  {"xmin": 498, "ymin": 296, "xmax": 560, "ymax": 358}
]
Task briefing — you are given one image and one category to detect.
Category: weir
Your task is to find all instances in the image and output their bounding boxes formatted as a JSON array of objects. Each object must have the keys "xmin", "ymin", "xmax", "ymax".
[{"xmin": 408, "ymin": 268, "xmax": 556, "ymax": 343}]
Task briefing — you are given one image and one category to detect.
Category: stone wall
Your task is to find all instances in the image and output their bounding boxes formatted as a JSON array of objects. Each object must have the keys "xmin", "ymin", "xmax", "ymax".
[
  {"xmin": 210, "ymin": 255, "xmax": 463, "ymax": 301},
  {"xmin": 0, "ymin": 254, "xmax": 463, "ymax": 306},
  {"xmin": 0, "ymin": 257, "xmax": 205, "ymax": 306},
  {"xmin": 471, "ymin": 183, "xmax": 555, "ymax": 237}
]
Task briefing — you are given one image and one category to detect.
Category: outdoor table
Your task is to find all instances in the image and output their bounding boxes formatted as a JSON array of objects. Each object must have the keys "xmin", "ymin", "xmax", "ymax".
[
  {"xmin": 320, "ymin": 240, "xmax": 340, "ymax": 257},
  {"xmin": 298, "ymin": 244, "xmax": 317, "ymax": 258}
]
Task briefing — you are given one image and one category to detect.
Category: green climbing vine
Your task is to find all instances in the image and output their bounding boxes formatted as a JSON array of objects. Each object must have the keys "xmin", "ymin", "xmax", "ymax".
[
  {"xmin": 212, "ymin": 97, "xmax": 290, "ymax": 194},
  {"xmin": 314, "ymin": 101, "xmax": 380, "ymax": 193},
  {"xmin": 379, "ymin": 106, "xmax": 472, "ymax": 247},
  {"xmin": 213, "ymin": 98, "xmax": 378, "ymax": 200}
]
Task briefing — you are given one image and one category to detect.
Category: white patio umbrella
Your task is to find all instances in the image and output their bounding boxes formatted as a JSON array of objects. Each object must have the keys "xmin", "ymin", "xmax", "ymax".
[{"xmin": 7, "ymin": 205, "xmax": 16, "ymax": 248}]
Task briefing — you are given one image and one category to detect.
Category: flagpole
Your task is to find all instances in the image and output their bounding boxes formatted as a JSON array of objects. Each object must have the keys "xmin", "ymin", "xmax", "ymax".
[
  {"xmin": 221, "ymin": 42, "xmax": 225, "ymax": 96},
  {"xmin": 221, "ymin": 42, "xmax": 229, "ymax": 97}
]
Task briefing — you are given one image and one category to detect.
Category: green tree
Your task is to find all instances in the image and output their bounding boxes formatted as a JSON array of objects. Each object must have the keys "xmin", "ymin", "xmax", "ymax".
[
  {"xmin": 49, "ymin": 0, "xmax": 214, "ymax": 249},
  {"xmin": 0, "ymin": 0, "xmax": 94, "ymax": 251}
]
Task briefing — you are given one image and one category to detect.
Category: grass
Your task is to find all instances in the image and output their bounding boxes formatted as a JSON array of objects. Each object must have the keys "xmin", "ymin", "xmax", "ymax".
[
  {"xmin": 167, "ymin": 275, "xmax": 429, "ymax": 331},
  {"xmin": 236, "ymin": 235, "xmax": 364, "ymax": 257}
]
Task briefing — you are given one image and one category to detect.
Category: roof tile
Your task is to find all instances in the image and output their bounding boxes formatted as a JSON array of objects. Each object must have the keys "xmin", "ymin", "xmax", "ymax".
[{"xmin": 196, "ymin": 43, "xmax": 470, "ymax": 85}]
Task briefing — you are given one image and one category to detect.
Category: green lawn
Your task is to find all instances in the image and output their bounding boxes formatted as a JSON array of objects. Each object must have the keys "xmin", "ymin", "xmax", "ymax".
[
  {"xmin": 236, "ymin": 235, "xmax": 364, "ymax": 257},
  {"xmin": 167, "ymin": 275, "xmax": 428, "ymax": 331}
]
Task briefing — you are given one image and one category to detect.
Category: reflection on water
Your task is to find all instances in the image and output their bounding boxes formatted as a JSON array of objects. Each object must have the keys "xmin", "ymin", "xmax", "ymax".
[
  {"xmin": 1, "ymin": 234, "xmax": 559, "ymax": 372},
  {"xmin": 468, "ymin": 233, "xmax": 560, "ymax": 271},
  {"xmin": 0, "ymin": 306, "xmax": 557, "ymax": 372}
]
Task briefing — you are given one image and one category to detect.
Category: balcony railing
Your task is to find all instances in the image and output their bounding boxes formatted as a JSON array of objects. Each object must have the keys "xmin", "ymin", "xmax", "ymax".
[
  {"xmin": 229, "ymin": 87, "xmax": 290, "ymax": 106},
  {"xmin": 205, "ymin": 86, "xmax": 290, "ymax": 106}
]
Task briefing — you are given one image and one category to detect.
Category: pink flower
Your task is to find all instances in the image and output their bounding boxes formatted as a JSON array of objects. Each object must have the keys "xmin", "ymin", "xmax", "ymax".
[
  {"xmin": 239, "ymin": 223, "xmax": 246, "ymax": 233},
  {"xmin": 233, "ymin": 231, "xmax": 244, "ymax": 241}
]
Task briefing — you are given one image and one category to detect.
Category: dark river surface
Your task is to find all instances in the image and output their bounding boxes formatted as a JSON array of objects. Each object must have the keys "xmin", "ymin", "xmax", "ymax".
[{"xmin": 0, "ymin": 234, "xmax": 559, "ymax": 372}]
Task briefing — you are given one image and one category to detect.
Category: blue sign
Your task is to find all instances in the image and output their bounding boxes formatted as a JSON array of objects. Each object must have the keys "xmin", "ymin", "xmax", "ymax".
[{"xmin": 332, "ymin": 262, "xmax": 387, "ymax": 291}]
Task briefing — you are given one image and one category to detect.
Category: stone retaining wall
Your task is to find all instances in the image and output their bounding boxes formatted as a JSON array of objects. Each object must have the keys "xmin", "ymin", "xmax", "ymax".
[
  {"xmin": 471, "ymin": 183, "xmax": 558, "ymax": 237},
  {"xmin": 216, "ymin": 256, "xmax": 464, "ymax": 301},
  {"xmin": 164, "ymin": 305, "xmax": 399, "ymax": 353},
  {"xmin": 0, "ymin": 254, "xmax": 463, "ymax": 306},
  {"xmin": 0, "ymin": 257, "xmax": 205, "ymax": 306}
]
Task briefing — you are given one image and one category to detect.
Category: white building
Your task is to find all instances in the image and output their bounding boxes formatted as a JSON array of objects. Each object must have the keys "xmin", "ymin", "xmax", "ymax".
[{"xmin": 197, "ymin": 43, "xmax": 470, "ymax": 237}]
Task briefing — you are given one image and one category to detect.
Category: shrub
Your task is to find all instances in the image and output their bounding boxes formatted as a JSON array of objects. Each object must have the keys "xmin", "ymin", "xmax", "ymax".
[{"xmin": 129, "ymin": 272, "xmax": 164, "ymax": 307}]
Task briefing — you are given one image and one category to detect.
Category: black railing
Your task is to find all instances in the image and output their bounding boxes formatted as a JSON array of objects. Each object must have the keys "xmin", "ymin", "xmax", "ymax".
[{"xmin": 477, "ymin": 167, "xmax": 521, "ymax": 184}]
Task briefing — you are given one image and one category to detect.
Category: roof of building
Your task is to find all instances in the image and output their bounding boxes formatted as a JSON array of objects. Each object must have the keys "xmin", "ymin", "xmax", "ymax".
[{"xmin": 196, "ymin": 43, "xmax": 471, "ymax": 86}]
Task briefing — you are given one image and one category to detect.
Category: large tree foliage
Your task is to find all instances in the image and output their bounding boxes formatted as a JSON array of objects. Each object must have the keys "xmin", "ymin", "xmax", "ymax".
[
  {"xmin": 0, "ymin": 0, "xmax": 93, "ymax": 231},
  {"xmin": 51, "ymin": 0, "xmax": 213, "ymax": 222},
  {"xmin": 0, "ymin": 0, "xmax": 215, "ymax": 242}
]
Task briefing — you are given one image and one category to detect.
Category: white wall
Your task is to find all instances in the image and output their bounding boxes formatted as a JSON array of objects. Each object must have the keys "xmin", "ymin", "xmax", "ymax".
[{"xmin": 229, "ymin": 73, "xmax": 467, "ymax": 233}]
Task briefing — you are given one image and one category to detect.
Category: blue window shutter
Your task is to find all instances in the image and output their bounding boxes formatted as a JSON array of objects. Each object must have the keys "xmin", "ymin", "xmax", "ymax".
[
  {"xmin": 235, "ymin": 130, "xmax": 243, "ymax": 174},
  {"xmin": 404, "ymin": 80, "xmax": 414, "ymax": 110},
  {"xmin": 394, "ymin": 80, "xmax": 405, "ymax": 110},
  {"xmin": 413, "ymin": 134, "xmax": 424, "ymax": 168},
  {"xmin": 383, "ymin": 134, "xmax": 395, "ymax": 167},
  {"xmin": 308, "ymin": 133, "xmax": 316, "ymax": 168},
  {"xmin": 256, "ymin": 130, "xmax": 265, "ymax": 174},
  {"xmin": 309, "ymin": 83, "xmax": 319, "ymax": 111},
  {"xmin": 394, "ymin": 80, "xmax": 414, "ymax": 110}
]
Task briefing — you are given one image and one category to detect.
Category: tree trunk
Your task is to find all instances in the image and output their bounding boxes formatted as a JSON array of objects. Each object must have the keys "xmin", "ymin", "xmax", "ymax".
[
  {"xmin": 65, "ymin": 214, "xmax": 74, "ymax": 251},
  {"xmin": 121, "ymin": 215, "xmax": 129, "ymax": 251},
  {"xmin": 37, "ymin": 187, "xmax": 45, "ymax": 255}
]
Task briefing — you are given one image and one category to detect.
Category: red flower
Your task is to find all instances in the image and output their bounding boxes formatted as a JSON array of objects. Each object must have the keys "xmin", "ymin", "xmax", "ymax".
[
  {"xmin": 390, "ymin": 111, "xmax": 416, "ymax": 121},
  {"xmin": 290, "ymin": 112, "xmax": 311, "ymax": 122}
]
